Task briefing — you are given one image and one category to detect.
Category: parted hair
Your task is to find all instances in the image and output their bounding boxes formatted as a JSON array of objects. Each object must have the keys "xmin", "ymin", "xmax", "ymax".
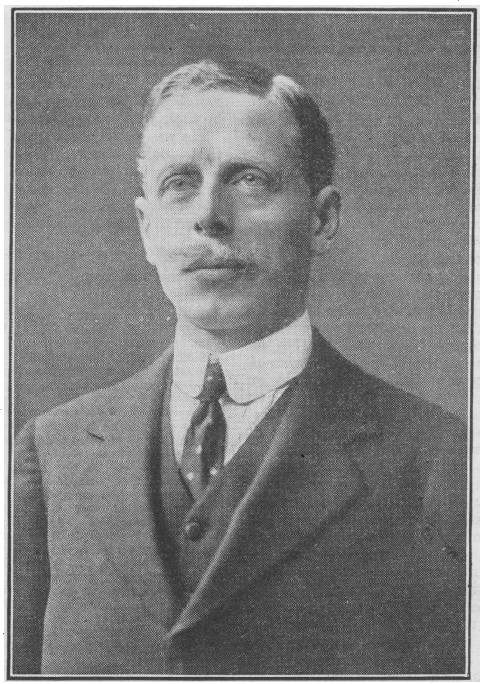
[{"xmin": 138, "ymin": 59, "xmax": 335, "ymax": 194}]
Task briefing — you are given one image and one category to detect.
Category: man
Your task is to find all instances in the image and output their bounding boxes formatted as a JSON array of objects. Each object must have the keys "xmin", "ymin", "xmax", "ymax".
[{"xmin": 13, "ymin": 59, "xmax": 467, "ymax": 675}]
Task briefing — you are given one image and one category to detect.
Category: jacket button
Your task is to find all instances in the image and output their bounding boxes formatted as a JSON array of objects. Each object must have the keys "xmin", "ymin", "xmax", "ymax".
[{"xmin": 184, "ymin": 519, "xmax": 204, "ymax": 541}]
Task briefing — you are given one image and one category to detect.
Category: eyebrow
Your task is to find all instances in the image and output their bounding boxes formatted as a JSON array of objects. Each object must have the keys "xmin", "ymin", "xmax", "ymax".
[
  {"xmin": 220, "ymin": 161, "xmax": 281, "ymax": 184},
  {"xmin": 153, "ymin": 158, "xmax": 282, "ymax": 187},
  {"xmin": 154, "ymin": 163, "xmax": 199, "ymax": 187}
]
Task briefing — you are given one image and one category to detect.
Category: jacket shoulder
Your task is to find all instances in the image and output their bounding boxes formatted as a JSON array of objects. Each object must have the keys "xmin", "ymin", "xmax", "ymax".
[
  {"xmin": 33, "ymin": 346, "xmax": 173, "ymax": 439},
  {"xmin": 315, "ymin": 331, "xmax": 466, "ymax": 436}
]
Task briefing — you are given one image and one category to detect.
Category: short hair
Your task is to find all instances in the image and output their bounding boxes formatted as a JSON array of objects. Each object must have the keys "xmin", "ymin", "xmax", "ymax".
[{"xmin": 138, "ymin": 59, "xmax": 335, "ymax": 195}]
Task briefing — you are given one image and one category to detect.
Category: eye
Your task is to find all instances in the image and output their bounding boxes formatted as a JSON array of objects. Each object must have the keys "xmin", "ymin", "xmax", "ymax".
[
  {"xmin": 161, "ymin": 173, "xmax": 199, "ymax": 195},
  {"xmin": 242, "ymin": 172, "xmax": 262, "ymax": 184},
  {"xmin": 233, "ymin": 170, "xmax": 270, "ymax": 192}
]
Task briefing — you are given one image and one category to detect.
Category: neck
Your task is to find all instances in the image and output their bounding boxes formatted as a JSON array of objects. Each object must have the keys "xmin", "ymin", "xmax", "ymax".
[{"xmin": 176, "ymin": 309, "xmax": 306, "ymax": 354}]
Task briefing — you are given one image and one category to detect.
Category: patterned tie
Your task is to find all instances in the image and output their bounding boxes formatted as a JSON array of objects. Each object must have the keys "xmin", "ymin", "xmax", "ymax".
[{"xmin": 180, "ymin": 358, "xmax": 227, "ymax": 499}]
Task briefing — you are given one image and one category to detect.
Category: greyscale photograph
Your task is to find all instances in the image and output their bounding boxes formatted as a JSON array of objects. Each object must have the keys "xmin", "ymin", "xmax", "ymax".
[{"xmin": 9, "ymin": 8, "xmax": 473, "ymax": 677}]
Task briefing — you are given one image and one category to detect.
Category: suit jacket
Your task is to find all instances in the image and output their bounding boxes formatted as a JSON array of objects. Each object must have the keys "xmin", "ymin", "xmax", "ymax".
[{"xmin": 12, "ymin": 330, "xmax": 468, "ymax": 675}]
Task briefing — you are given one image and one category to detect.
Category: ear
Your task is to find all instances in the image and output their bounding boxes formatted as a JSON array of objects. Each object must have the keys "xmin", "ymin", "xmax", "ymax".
[
  {"xmin": 311, "ymin": 185, "xmax": 340, "ymax": 255},
  {"xmin": 135, "ymin": 196, "xmax": 156, "ymax": 265}
]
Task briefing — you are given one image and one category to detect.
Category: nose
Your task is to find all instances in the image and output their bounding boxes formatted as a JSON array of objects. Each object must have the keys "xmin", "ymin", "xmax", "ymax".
[
  {"xmin": 194, "ymin": 184, "xmax": 232, "ymax": 238},
  {"xmin": 194, "ymin": 217, "xmax": 229, "ymax": 237}
]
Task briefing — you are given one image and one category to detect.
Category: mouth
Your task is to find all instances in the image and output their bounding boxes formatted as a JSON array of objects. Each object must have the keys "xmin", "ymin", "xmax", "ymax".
[{"xmin": 183, "ymin": 257, "xmax": 247, "ymax": 273}]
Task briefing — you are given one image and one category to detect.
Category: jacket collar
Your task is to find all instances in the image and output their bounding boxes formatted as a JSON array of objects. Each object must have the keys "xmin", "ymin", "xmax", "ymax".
[
  {"xmin": 85, "ymin": 351, "xmax": 171, "ymax": 441},
  {"xmin": 81, "ymin": 330, "xmax": 382, "ymax": 637}
]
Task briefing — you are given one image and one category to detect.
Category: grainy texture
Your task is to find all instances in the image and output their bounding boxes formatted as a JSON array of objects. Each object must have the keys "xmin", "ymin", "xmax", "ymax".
[
  {"xmin": 14, "ymin": 11, "xmax": 471, "ymax": 431},
  {"xmin": 13, "ymin": 332, "xmax": 467, "ymax": 675}
]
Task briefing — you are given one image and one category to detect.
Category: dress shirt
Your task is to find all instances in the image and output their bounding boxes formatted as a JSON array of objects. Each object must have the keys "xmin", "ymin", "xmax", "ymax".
[{"xmin": 170, "ymin": 311, "xmax": 312, "ymax": 466}]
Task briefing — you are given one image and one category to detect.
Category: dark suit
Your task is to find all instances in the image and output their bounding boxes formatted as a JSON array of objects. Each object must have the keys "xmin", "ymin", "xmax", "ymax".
[{"xmin": 13, "ymin": 330, "xmax": 467, "ymax": 675}]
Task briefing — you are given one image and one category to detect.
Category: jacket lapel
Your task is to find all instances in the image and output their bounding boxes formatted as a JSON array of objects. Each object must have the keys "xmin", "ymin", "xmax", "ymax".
[
  {"xmin": 81, "ymin": 346, "xmax": 183, "ymax": 629},
  {"xmin": 167, "ymin": 332, "xmax": 382, "ymax": 638},
  {"xmin": 74, "ymin": 332, "xmax": 382, "ymax": 639}
]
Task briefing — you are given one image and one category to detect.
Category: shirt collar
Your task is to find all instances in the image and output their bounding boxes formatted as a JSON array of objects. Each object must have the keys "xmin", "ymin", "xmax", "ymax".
[{"xmin": 173, "ymin": 311, "xmax": 312, "ymax": 404}]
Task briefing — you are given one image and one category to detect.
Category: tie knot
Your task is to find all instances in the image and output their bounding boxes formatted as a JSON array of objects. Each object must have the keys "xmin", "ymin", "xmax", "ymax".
[{"xmin": 198, "ymin": 359, "xmax": 226, "ymax": 402}]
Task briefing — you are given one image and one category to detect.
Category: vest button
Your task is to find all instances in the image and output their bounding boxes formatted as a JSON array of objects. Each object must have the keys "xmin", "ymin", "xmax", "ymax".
[{"xmin": 184, "ymin": 519, "xmax": 204, "ymax": 541}]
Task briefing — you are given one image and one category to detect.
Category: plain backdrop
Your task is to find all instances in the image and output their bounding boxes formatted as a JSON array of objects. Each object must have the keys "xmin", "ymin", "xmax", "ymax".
[{"xmin": 13, "ymin": 10, "xmax": 473, "ymax": 432}]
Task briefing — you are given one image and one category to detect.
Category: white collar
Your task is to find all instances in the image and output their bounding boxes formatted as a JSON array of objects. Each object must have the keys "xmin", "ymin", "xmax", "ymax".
[{"xmin": 172, "ymin": 311, "xmax": 312, "ymax": 404}]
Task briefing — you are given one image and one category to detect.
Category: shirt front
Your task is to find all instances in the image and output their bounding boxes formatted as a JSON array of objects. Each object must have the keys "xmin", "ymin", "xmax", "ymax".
[{"xmin": 170, "ymin": 311, "xmax": 313, "ymax": 465}]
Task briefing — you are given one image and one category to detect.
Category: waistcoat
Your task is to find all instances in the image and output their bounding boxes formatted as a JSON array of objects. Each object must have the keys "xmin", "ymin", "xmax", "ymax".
[{"xmin": 158, "ymin": 375, "xmax": 296, "ymax": 601}]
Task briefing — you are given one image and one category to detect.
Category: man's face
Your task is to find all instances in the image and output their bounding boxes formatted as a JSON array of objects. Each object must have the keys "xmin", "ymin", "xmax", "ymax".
[{"xmin": 136, "ymin": 90, "xmax": 320, "ymax": 336}]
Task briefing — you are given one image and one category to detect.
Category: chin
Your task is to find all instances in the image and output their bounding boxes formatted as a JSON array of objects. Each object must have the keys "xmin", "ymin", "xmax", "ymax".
[{"xmin": 177, "ymin": 294, "xmax": 261, "ymax": 333}]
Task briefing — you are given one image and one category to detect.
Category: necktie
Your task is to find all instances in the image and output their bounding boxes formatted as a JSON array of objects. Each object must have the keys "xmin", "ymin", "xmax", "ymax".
[{"xmin": 180, "ymin": 358, "xmax": 227, "ymax": 499}]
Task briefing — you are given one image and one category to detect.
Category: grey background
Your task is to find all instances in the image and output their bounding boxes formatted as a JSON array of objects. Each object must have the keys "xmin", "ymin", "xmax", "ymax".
[{"xmin": 14, "ymin": 11, "xmax": 472, "ymax": 432}]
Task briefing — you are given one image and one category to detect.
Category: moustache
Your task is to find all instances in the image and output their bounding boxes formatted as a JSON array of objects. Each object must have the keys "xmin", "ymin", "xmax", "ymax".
[{"xmin": 175, "ymin": 248, "xmax": 248, "ymax": 272}]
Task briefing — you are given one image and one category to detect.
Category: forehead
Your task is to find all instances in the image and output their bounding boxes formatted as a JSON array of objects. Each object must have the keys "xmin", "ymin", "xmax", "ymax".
[{"xmin": 141, "ymin": 90, "xmax": 300, "ymax": 166}]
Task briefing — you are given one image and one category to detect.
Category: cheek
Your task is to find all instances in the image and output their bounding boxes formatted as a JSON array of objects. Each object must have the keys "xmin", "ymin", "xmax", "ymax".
[
  {"xmin": 147, "ymin": 213, "xmax": 184, "ymax": 253},
  {"xmin": 239, "ymin": 205, "xmax": 311, "ymax": 267}
]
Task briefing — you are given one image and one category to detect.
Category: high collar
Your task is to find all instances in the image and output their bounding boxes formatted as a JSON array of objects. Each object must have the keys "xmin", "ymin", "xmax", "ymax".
[{"xmin": 172, "ymin": 311, "xmax": 313, "ymax": 404}]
